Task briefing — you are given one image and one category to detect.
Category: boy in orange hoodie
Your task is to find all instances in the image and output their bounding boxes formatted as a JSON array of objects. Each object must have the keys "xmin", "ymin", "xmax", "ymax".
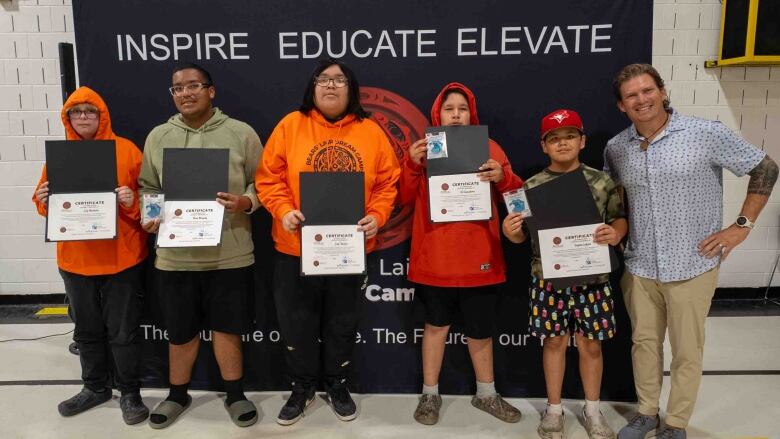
[
  {"xmin": 32, "ymin": 86, "xmax": 148, "ymax": 424},
  {"xmin": 256, "ymin": 58, "xmax": 399, "ymax": 425},
  {"xmin": 400, "ymin": 82, "xmax": 523, "ymax": 425}
]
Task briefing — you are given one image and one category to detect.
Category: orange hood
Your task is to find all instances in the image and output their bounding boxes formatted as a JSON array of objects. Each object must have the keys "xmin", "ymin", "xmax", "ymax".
[
  {"xmin": 429, "ymin": 82, "xmax": 480, "ymax": 127},
  {"xmin": 61, "ymin": 86, "xmax": 117, "ymax": 141}
]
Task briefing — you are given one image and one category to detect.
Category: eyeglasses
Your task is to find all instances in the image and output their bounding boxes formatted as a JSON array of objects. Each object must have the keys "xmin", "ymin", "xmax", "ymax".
[
  {"xmin": 67, "ymin": 108, "xmax": 99, "ymax": 120},
  {"xmin": 168, "ymin": 83, "xmax": 212, "ymax": 96},
  {"xmin": 314, "ymin": 76, "xmax": 348, "ymax": 88}
]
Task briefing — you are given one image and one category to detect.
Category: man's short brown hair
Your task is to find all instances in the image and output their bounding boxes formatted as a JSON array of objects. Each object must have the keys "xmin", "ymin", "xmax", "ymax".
[{"xmin": 612, "ymin": 63, "xmax": 670, "ymax": 110}]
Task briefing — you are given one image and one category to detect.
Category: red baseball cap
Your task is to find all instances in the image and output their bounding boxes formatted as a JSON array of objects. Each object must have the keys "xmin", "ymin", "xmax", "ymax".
[{"xmin": 540, "ymin": 109, "xmax": 584, "ymax": 139}]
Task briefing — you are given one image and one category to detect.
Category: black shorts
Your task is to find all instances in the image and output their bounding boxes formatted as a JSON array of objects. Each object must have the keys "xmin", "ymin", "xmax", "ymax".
[
  {"xmin": 157, "ymin": 266, "xmax": 254, "ymax": 345},
  {"xmin": 416, "ymin": 284, "xmax": 498, "ymax": 339}
]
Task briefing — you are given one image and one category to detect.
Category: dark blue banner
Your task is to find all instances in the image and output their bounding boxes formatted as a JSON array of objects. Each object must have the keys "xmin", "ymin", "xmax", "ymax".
[{"xmin": 73, "ymin": 0, "xmax": 651, "ymax": 400}]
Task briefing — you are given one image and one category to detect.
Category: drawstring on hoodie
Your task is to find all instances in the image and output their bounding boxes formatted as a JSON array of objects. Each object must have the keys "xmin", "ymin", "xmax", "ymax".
[{"xmin": 327, "ymin": 119, "xmax": 344, "ymax": 171}]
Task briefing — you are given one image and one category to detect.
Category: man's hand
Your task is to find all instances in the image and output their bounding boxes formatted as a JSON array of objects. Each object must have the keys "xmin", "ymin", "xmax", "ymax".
[
  {"xmin": 35, "ymin": 181, "xmax": 49, "ymax": 203},
  {"xmin": 357, "ymin": 215, "xmax": 379, "ymax": 239},
  {"xmin": 477, "ymin": 159, "xmax": 504, "ymax": 183},
  {"xmin": 216, "ymin": 192, "xmax": 251, "ymax": 214},
  {"xmin": 282, "ymin": 210, "xmax": 305, "ymax": 233},
  {"xmin": 115, "ymin": 186, "xmax": 134, "ymax": 208},
  {"xmin": 502, "ymin": 212, "xmax": 525, "ymax": 243},
  {"xmin": 698, "ymin": 224, "xmax": 750, "ymax": 260}
]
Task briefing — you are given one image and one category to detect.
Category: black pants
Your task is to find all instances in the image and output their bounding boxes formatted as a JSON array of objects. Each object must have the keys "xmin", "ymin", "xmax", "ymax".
[
  {"xmin": 273, "ymin": 253, "xmax": 365, "ymax": 390},
  {"xmin": 60, "ymin": 263, "xmax": 144, "ymax": 394}
]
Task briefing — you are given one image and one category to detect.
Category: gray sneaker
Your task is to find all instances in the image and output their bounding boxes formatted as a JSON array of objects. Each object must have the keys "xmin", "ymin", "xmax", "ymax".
[
  {"xmin": 617, "ymin": 413, "xmax": 659, "ymax": 439},
  {"xmin": 537, "ymin": 410, "xmax": 564, "ymax": 439},
  {"xmin": 413, "ymin": 394, "xmax": 442, "ymax": 425},
  {"xmin": 582, "ymin": 408, "xmax": 616, "ymax": 439},
  {"xmin": 471, "ymin": 394, "xmax": 522, "ymax": 423},
  {"xmin": 657, "ymin": 427, "xmax": 687, "ymax": 439}
]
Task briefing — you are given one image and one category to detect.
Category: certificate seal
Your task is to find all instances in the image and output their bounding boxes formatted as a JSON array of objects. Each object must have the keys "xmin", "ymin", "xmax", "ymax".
[
  {"xmin": 554, "ymin": 264, "xmax": 561, "ymax": 270},
  {"xmin": 441, "ymin": 209, "xmax": 447, "ymax": 214},
  {"xmin": 441, "ymin": 183, "xmax": 449, "ymax": 191},
  {"xmin": 553, "ymin": 237, "xmax": 562, "ymax": 245},
  {"xmin": 62, "ymin": 202, "xmax": 71, "ymax": 209},
  {"xmin": 313, "ymin": 260, "xmax": 320, "ymax": 266},
  {"xmin": 59, "ymin": 227, "xmax": 66, "ymax": 233},
  {"xmin": 174, "ymin": 209, "xmax": 182, "ymax": 217},
  {"xmin": 169, "ymin": 234, "xmax": 175, "ymax": 240},
  {"xmin": 315, "ymin": 234, "xmax": 323, "ymax": 242}
]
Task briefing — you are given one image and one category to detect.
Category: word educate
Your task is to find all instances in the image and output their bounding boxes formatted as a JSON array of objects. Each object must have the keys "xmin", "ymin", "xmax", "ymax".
[{"xmin": 279, "ymin": 25, "xmax": 613, "ymax": 59}]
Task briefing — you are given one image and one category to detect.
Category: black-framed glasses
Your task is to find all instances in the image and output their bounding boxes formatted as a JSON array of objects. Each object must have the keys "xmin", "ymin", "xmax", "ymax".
[
  {"xmin": 168, "ymin": 83, "xmax": 212, "ymax": 96},
  {"xmin": 314, "ymin": 76, "xmax": 348, "ymax": 88},
  {"xmin": 67, "ymin": 108, "xmax": 99, "ymax": 120}
]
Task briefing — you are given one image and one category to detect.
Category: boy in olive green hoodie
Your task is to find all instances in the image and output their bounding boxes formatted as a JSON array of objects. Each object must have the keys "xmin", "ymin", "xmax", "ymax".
[{"xmin": 138, "ymin": 63, "xmax": 262, "ymax": 429}]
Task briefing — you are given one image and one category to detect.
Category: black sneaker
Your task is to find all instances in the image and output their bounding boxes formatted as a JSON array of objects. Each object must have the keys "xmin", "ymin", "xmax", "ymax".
[
  {"xmin": 326, "ymin": 382, "xmax": 357, "ymax": 421},
  {"xmin": 276, "ymin": 387, "xmax": 315, "ymax": 426},
  {"xmin": 119, "ymin": 393, "xmax": 149, "ymax": 425},
  {"xmin": 58, "ymin": 387, "xmax": 112, "ymax": 417}
]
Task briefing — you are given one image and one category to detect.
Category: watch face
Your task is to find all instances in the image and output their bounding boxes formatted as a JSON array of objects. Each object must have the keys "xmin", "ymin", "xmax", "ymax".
[{"xmin": 737, "ymin": 216, "xmax": 747, "ymax": 226}]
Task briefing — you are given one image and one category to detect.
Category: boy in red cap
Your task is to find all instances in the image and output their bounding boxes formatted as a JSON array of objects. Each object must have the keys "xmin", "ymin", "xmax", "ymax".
[{"xmin": 502, "ymin": 109, "xmax": 627, "ymax": 439}]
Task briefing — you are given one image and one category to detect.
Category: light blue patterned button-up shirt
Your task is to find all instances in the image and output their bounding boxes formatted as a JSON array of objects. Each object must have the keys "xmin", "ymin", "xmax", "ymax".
[{"xmin": 604, "ymin": 110, "xmax": 765, "ymax": 282}]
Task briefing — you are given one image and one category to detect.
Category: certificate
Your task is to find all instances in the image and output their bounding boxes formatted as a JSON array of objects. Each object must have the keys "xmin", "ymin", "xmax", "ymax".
[
  {"xmin": 156, "ymin": 200, "xmax": 225, "ymax": 248},
  {"xmin": 428, "ymin": 173, "xmax": 492, "ymax": 223},
  {"xmin": 46, "ymin": 192, "xmax": 117, "ymax": 241},
  {"xmin": 301, "ymin": 225, "xmax": 366, "ymax": 276},
  {"xmin": 538, "ymin": 223, "xmax": 611, "ymax": 279}
]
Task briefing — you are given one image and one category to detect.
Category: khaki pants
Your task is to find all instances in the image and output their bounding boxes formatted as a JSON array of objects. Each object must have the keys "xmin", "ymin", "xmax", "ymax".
[{"xmin": 621, "ymin": 268, "xmax": 718, "ymax": 428}]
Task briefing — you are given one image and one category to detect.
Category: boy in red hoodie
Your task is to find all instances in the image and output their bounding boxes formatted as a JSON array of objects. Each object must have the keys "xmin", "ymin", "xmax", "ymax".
[{"xmin": 400, "ymin": 82, "xmax": 523, "ymax": 425}]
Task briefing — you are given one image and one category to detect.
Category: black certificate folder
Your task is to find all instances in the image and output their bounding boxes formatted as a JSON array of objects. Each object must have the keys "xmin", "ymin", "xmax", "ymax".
[
  {"xmin": 45, "ymin": 140, "xmax": 117, "ymax": 193},
  {"xmin": 425, "ymin": 125, "xmax": 489, "ymax": 176},
  {"xmin": 162, "ymin": 148, "xmax": 229, "ymax": 200},
  {"xmin": 524, "ymin": 168, "xmax": 619, "ymax": 289},
  {"xmin": 299, "ymin": 172, "xmax": 365, "ymax": 225}
]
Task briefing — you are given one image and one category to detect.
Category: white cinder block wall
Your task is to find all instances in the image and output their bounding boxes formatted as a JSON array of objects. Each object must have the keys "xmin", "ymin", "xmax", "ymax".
[{"xmin": 0, "ymin": 0, "xmax": 778, "ymax": 295}]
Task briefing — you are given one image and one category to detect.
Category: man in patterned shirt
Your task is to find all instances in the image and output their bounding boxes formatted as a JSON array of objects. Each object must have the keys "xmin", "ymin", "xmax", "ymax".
[
  {"xmin": 503, "ymin": 109, "xmax": 627, "ymax": 439},
  {"xmin": 605, "ymin": 63, "xmax": 778, "ymax": 439}
]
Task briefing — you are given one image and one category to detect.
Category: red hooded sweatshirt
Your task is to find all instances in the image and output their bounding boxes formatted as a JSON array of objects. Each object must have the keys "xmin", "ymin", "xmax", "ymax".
[
  {"xmin": 32, "ymin": 86, "xmax": 148, "ymax": 276},
  {"xmin": 399, "ymin": 83, "xmax": 523, "ymax": 287}
]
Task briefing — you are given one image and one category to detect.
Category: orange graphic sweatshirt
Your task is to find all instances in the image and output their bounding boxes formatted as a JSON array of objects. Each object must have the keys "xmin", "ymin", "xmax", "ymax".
[{"xmin": 256, "ymin": 109, "xmax": 400, "ymax": 256}]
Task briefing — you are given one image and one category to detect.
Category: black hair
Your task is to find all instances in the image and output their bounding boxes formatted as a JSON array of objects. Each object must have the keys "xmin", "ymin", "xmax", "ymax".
[
  {"xmin": 299, "ymin": 58, "xmax": 370, "ymax": 120},
  {"xmin": 172, "ymin": 62, "xmax": 214, "ymax": 85},
  {"xmin": 442, "ymin": 88, "xmax": 468, "ymax": 103}
]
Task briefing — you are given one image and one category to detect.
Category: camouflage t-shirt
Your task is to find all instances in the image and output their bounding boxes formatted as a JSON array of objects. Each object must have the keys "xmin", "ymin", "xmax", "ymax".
[{"xmin": 522, "ymin": 165, "xmax": 626, "ymax": 284}]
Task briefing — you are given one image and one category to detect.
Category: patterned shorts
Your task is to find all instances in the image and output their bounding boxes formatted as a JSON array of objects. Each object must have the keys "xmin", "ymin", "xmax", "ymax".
[{"xmin": 528, "ymin": 277, "xmax": 616, "ymax": 340}]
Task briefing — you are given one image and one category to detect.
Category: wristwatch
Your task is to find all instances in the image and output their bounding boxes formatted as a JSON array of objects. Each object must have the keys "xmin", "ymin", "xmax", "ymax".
[{"xmin": 735, "ymin": 215, "xmax": 755, "ymax": 229}]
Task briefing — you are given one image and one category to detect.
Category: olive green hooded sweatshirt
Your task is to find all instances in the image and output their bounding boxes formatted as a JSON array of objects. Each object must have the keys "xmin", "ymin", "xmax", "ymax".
[{"xmin": 138, "ymin": 108, "xmax": 262, "ymax": 270}]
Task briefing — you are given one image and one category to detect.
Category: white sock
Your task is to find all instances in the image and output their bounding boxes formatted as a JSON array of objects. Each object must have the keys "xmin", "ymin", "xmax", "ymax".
[
  {"xmin": 547, "ymin": 402, "xmax": 563, "ymax": 415},
  {"xmin": 584, "ymin": 399, "xmax": 601, "ymax": 417},
  {"xmin": 475, "ymin": 381, "xmax": 496, "ymax": 398},
  {"xmin": 422, "ymin": 383, "xmax": 439, "ymax": 395}
]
